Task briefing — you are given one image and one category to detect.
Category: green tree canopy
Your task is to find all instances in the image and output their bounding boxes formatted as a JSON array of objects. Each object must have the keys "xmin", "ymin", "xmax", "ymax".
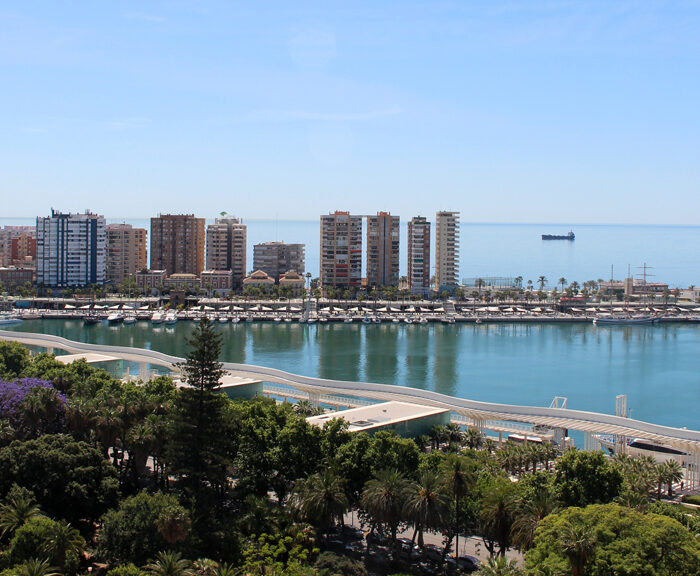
[
  {"xmin": 99, "ymin": 491, "xmax": 191, "ymax": 566},
  {"xmin": 526, "ymin": 503, "xmax": 700, "ymax": 576},
  {"xmin": 554, "ymin": 450, "xmax": 623, "ymax": 507},
  {"xmin": 0, "ymin": 434, "xmax": 118, "ymax": 523}
]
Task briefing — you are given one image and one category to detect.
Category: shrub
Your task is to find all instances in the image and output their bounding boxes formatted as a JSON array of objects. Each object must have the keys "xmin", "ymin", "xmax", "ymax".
[
  {"xmin": 106, "ymin": 563, "xmax": 147, "ymax": 576},
  {"xmin": 682, "ymin": 494, "xmax": 700, "ymax": 506}
]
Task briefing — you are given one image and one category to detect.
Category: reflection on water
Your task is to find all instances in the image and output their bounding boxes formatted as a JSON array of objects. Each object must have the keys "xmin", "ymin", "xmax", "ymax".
[{"xmin": 6, "ymin": 320, "xmax": 700, "ymax": 429}]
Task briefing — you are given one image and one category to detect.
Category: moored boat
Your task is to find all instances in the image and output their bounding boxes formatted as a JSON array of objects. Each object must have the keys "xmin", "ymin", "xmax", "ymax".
[
  {"xmin": 164, "ymin": 312, "xmax": 178, "ymax": 325},
  {"xmin": 107, "ymin": 313, "xmax": 124, "ymax": 324},
  {"xmin": 123, "ymin": 315, "xmax": 137, "ymax": 325},
  {"xmin": 83, "ymin": 315, "xmax": 100, "ymax": 326},
  {"xmin": 593, "ymin": 316, "xmax": 658, "ymax": 325},
  {"xmin": 151, "ymin": 311, "xmax": 164, "ymax": 324}
]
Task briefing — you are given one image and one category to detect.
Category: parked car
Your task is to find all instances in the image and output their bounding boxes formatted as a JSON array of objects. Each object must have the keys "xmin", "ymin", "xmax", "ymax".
[
  {"xmin": 423, "ymin": 544, "xmax": 444, "ymax": 563},
  {"xmin": 397, "ymin": 538, "xmax": 421, "ymax": 560},
  {"xmin": 344, "ymin": 541, "xmax": 365, "ymax": 558},
  {"xmin": 366, "ymin": 531, "xmax": 389, "ymax": 546},
  {"xmin": 457, "ymin": 555, "xmax": 481, "ymax": 573},
  {"xmin": 341, "ymin": 526, "xmax": 365, "ymax": 541}
]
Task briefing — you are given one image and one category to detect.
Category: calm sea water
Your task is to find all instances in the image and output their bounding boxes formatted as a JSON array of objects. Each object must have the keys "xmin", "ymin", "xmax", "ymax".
[
  {"xmin": 3, "ymin": 217, "xmax": 700, "ymax": 288},
  {"xmin": 7, "ymin": 320, "xmax": 700, "ymax": 432}
]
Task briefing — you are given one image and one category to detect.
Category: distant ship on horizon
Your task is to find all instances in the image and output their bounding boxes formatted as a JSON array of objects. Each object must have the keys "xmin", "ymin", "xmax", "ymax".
[{"xmin": 542, "ymin": 231, "xmax": 575, "ymax": 241}]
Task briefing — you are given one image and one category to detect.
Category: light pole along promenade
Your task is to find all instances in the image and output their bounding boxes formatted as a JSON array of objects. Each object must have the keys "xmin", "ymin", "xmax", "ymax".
[{"xmin": 1, "ymin": 329, "xmax": 699, "ymax": 489}]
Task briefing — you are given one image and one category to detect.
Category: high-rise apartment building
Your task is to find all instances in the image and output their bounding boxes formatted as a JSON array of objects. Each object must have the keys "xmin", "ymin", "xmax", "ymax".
[
  {"xmin": 150, "ymin": 214, "xmax": 205, "ymax": 276},
  {"xmin": 253, "ymin": 241, "xmax": 305, "ymax": 281},
  {"xmin": 36, "ymin": 210, "xmax": 106, "ymax": 287},
  {"xmin": 367, "ymin": 212, "xmax": 400, "ymax": 288},
  {"xmin": 435, "ymin": 211, "xmax": 460, "ymax": 291},
  {"xmin": 205, "ymin": 217, "xmax": 247, "ymax": 288},
  {"xmin": 407, "ymin": 216, "xmax": 431, "ymax": 295},
  {"xmin": 320, "ymin": 212, "xmax": 362, "ymax": 289},
  {"xmin": 105, "ymin": 224, "xmax": 147, "ymax": 286}
]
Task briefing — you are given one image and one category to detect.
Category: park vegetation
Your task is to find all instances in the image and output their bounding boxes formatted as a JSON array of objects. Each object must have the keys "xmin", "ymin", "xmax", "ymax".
[{"xmin": 0, "ymin": 322, "xmax": 698, "ymax": 576}]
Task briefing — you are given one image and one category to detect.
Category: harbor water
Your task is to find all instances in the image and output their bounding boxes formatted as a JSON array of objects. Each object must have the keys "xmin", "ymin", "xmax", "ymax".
[{"xmin": 6, "ymin": 319, "xmax": 700, "ymax": 432}]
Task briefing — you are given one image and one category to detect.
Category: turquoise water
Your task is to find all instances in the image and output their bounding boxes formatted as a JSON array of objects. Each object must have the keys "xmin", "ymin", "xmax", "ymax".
[
  {"xmin": 7, "ymin": 320, "xmax": 700, "ymax": 431},
  {"xmin": 3, "ymin": 218, "xmax": 700, "ymax": 287}
]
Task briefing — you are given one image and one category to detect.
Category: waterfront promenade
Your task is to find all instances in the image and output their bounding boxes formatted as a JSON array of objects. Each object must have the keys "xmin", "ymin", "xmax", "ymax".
[
  {"xmin": 5, "ymin": 296, "xmax": 700, "ymax": 324},
  {"xmin": 2, "ymin": 329, "xmax": 699, "ymax": 489}
]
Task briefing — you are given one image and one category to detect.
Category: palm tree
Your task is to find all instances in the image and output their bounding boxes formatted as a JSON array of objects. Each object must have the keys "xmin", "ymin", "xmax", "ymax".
[
  {"xmin": 475, "ymin": 556, "xmax": 524, "ymax": 575},
  {"xmin": 479, "ymin": 480, "xmax": 515, "ymax": 557},
  {"xmin": 444, "ymin": 422, "xmax": 465, "ymax": 449},
  {"xmin": 361, "ymin": 469, "xmax": 411, "ymax": 551},
  {"xmin": 440, "ymin": 454, "xmax": 473, "ymax": 558},
  {"xmin": 464, "ymin": 427, "xmax": 484, "ymax": 450},
  {"xmin": 14, "ymin": 558, "xmax": 62, "ymax": 576},
  {"xmin": 0, "ymin": 491, "xmax": 42, "ymax": 539},
  {"xmin": 42, "ymin": 521, "xmax": 84, "ymax": 570},
  {"xmin": 510, "ymin": 489, "xmax": 559, "ymax": 551},
  {"xmin": 293, "ymin": 400, "xmax": 322, "ymax": 417},
  {"xmin": 659, "ymin": 459, "xmax": 683, "ymax": 498},
  {"xmin": 537, "ymin": 276, "xmax": 547, "ymax": 290},
  {"xmin": 145, "ymin": 551, "xmax": 194, "ymax": 576},
  {"xmin": 560, "ymin": 522, "xmax": 595, "ymax": 576},
  {"xmin": 404, "ymin": 471, "xmax": 449, "ymax": 548},
  {"xmin": 212, "ymin": 563, "xmax": 236, "ymax": 576},
  {"xmin": 558, "ymin": 278, "xmax": 567, "ymax": 292},
  {"xmin": 292, "ymin": 469, "xmax": 349, "ymax": 539}
]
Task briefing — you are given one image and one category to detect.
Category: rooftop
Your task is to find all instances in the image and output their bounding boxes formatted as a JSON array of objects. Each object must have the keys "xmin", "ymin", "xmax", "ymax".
[{"xmin": 306, "ymin": 401, "xmax": 450, "ymax": 432}]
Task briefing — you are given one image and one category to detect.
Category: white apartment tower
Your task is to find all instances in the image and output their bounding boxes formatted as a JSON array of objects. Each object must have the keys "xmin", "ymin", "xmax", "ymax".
[
  {"xmin": 36, "ymin": 210, "xmax": 106, "ymax": 288},
  {"xmin": 407, "ymin": 216, "xmax": 431, "ymax": 295},
  {"xmin": 206, "ymin": 217, "xmax": 247, "ymax": 289},
  {"xmin": 320, "ymin": 211, "xmax": 363, "ymax": 289},
  {"xmin": 435, "ymin": 211, "xmax": 460, "ymax": 291}
]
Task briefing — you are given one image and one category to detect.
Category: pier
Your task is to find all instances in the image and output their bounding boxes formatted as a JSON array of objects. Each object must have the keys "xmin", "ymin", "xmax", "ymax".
[{"xmin": 2, "ymin": 329, "xmax": 698, "ymax": 489}]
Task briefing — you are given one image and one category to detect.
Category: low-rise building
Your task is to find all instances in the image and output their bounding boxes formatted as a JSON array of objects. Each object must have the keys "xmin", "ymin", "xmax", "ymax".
[
  {"xmin": 278, "ymin": 270, "xmax": 305, "ymax": 296},
  {"xmin": 166, "ymin": 273, "xmax": 199, "ymax": 292},
  {"xmin": 242, "ymin": 270, "xmax": 275, "ymax": 293},
  {"xmin": 306, "ymin": 401, "xmax": 450, "ymax": 437},
  {"xmin": 0, "ymin": 267, "xmax": 34, "ymax": 290},
  {"xmin": 135, "ymin": 269, "xmax": 167, "ymax": 295},
  {"xmin": 200, "ymin": 269, "xmax": 233, "ymax": 296}
]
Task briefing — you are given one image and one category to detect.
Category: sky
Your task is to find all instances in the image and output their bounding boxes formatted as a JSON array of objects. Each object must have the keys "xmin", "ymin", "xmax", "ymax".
[{"xmin": 1, "ymin": 1, "xmax": 699, "ymax": 224}]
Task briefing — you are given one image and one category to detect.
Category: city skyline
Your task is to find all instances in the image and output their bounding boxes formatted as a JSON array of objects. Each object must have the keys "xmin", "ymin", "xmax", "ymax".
[{"xmin": 2, "ymin": 2, "xmax": 700, "ymax": 225}]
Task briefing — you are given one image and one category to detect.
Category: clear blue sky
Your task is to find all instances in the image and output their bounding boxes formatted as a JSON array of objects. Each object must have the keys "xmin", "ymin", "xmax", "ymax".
[{"xmin": 2, "ymin": 1, "xmax": 699, "ymax": 224}]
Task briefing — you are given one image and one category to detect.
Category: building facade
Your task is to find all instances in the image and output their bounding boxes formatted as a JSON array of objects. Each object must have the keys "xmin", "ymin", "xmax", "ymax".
[
  {"xmin": 150, "ymin": 214, "xmax": 205, "ymax": 276},
  {"xmin": 0, "ymin": 226, "xmax": 35, "ymax": 267},
  {"xmin": 253, "ymin": 241, "xmax": 305, "ymax": 281},
  {"xmin": 0, "ymin": 267, "xmax": 34, "ymax": 290},
  {"xmin": 135, "ymin": 269, "xmax": 167, "ymax": 295},
  {"xmin": 407, "ymin": 216, "xmax": 431, "ymax": 295},
  {"xmin": 367, "ymin": 212, "xmax": 400, "ymax": 288},
  {"xmin": 36, "ymin": 210, "xmax": 106, "ymax": 288},
  {"xmin": 200, "ymin": 269, "xmax": 233, "ymax": 295},
  {"xmin": 320, "ymin": 212, "xmax": 362, "ymax": 289},
  {"xmin": 105, "ymin": 224, "xmax": 147, "ymax": 286},
  {"xmin": 435, "ymin": 211, "xmax": 460, "ymax": 291},
  {"xmin": 242, "ymin": 270, "xmax": 275, "ymax": 292},
  {"xmin": 279, "ymin": 270, "xmax": 305, "ymax": 296},
  {"xmin": 206, "ymin": 217, "xmax": 247, "ymax": 289}
]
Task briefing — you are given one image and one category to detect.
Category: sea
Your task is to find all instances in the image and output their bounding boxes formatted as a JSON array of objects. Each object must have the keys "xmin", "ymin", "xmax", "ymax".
[{"xmin": 2, "ymin": 217, "xmax": 700, "ymax": 288}]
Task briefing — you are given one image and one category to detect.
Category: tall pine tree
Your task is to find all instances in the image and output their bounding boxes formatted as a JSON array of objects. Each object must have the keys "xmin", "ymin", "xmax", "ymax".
[{"xmin": 166, "ymin": 317, "xmax": 230, "ymax": 505}]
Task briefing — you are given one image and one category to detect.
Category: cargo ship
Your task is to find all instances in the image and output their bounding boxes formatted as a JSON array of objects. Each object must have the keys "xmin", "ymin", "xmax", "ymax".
[{"xmin": 542, "ymin": 231, "xmax": 575, "ymax": 240}]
